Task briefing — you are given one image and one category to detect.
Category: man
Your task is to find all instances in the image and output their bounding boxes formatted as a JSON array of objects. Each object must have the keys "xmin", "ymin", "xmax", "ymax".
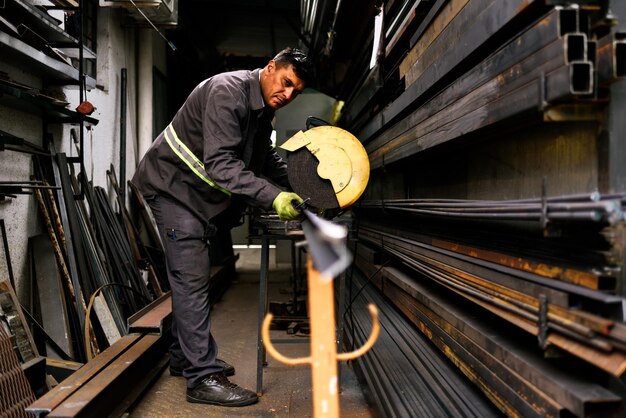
[{"xmin": 131, "ymin": 47, "xmax": 312, "ymax": 407}]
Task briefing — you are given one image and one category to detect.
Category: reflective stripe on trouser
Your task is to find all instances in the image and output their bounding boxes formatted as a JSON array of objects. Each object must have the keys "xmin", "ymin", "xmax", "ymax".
[
  {"xmin": 163, "ymin": 124, "xmax": 231, "ymax": 196},
  {"xmin": 148, "ymin": 194, "xmax": 222, "ymax": 388}
]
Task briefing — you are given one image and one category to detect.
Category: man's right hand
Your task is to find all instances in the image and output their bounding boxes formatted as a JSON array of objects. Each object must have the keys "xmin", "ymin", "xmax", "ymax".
[{"xmin": 272, "ymin": 192, "xmax": 303, "ymax": 221}]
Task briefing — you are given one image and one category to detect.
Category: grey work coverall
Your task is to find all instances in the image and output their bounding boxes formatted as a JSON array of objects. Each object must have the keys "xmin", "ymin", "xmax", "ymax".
[{"xmin": 131, "ymin": 68, "xmax": 290, "ymax": 388}]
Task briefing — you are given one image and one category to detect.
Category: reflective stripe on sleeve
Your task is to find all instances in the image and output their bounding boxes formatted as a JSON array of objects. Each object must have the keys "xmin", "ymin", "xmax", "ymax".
[{"xmin": 164, "ymin": 124, "xmax": 231, "ymax": 196}]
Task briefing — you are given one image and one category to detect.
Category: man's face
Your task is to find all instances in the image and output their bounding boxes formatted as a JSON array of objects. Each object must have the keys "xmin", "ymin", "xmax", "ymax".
[{"xmin": 261, "ymin": 61, "xmax": 306, "ymax": 110}]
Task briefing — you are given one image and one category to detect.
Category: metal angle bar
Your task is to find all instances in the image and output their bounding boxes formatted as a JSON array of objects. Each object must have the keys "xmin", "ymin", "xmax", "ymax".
[
  {"xmin": 360, "ymin": 6, "xmax": 578, "ymax": 142},
  {"xmin": 82, "ymin": 181, "xmax": 127, "ymax": 333},
  {"xmin": 370, "ymin": 62, "xmax": 588, "ymax": 168},
  {"xmin": 381, "ymin": 0, "xmax": 547, "ymax": 134},
  {"xmin": 367, "ymin": 28, "xmax": 586, "ymax": 162},
  {"xmin": 127, "ymin": 292, "xmax": 171, "ymax": 335},
  {"xmin": 384, "ymin": 0, "xmax": 424, "ymax": 58},
  {"xmin": 54, "ymin": 152, "xmax": 87, "ymax": 351},
  {"xmin": 359, "ymin": 225, "xmax": 623, "ymax": 308}
]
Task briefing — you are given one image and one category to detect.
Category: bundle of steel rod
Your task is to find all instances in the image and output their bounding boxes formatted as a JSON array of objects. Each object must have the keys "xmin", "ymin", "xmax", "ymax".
[
  {"xmin": 347, "ymin": 258, "xmax": 625, "ymax": 417},
  {"xmin": 353, "ymin": 219, "xmax": 626, "ymax": 376},
  {"xmin": 28, "ymin": 151, "xmax": 164, "ymax": 362},
  {"xmin": 342, "ymin": 266, "xmax": 503, "ymax": 418},
  {"xmin": 358, "ymin": 192, "xmax": 625, "ymax": 224}
]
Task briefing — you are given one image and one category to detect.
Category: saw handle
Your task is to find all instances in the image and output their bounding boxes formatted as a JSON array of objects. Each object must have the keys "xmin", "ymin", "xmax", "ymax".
[{"xmin": 291, "ymin": 197, "xmax": 311, "ymax": 212}]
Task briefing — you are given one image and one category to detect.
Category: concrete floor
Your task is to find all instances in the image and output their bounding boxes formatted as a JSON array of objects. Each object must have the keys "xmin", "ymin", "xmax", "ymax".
[{"xmin": 130, "ymin": 248, "xmax": 376, "ymax": 417}]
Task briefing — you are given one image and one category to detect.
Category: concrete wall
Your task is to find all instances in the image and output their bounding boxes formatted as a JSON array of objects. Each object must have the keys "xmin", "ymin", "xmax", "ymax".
[{"xmin": 0, "ymin": 8, "xmax": 165, "ymax": 304}]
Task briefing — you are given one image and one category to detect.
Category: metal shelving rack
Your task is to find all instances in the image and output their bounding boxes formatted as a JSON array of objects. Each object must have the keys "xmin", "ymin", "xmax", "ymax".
[{"xmin": 0, "ymin": 0, "xmax": 99, "ymax": 198}]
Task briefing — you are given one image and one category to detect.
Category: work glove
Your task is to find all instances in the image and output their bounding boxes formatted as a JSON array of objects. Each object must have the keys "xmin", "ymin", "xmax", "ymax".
[{"xmin": 272, "ymin": 191, "xmax": 303, "ymax": 221}]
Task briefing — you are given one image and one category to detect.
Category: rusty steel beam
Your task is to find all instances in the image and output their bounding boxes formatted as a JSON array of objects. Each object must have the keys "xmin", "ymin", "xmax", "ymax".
[
  {"xmin": 127, "ymin": 292, "xmax": 172, "ymax": 335},
  {"xmin": 26, "ymin": 333, "xmax": 168, "ymax": 418},
  {"xmin": 26, "ymin": 334, "xmax": 142, "ymax": 417},
  {"xmin": 46, "ymin": 334, "xmax": 168, "ymax": 418}
]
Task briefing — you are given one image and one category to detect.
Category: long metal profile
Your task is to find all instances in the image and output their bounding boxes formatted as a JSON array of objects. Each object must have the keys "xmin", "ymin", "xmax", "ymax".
[
  {"xmin": 596, "ymin": 33, "xmax": 626, "ymax": 86},
  {"xmin": 127, "ymin": 292, "xmax": 172, "ymax": 335},
  {"xmin": 367, "ymin": 32, "xmax": 591, "ymax": 169},
  {"xmin": 25, "ymin": 334, "xmax": 142, "ymax": 416},
  {"xmin": 359, "ymin": 7, "xmax": 580, "ymax": 143},
  {"xmin": 344, "ymin": 267, "xmax": 502, "ymax": 417},
  {"xmin": 365, "ymin": 11, "xmax": 586, "ymax": 151},
  {"xmin": 356, "ymin": 228, "xmax": 626, "ymax": 373},
  {"xmin": 370, "ymin": 262, "xmax": 624, "ymax": 418},
  {"xmin": 370, "ymin": 0, "xmax": 549, "ymax": 137},
  {"xmin": 46, "ymin": 334, "xmax": 167, "ymax": 418},
  {"xmin": 358, "ymin": 225, "xmax": 624, "ymax": 317},
  {"xmin": 54, "ymin": 153, "xmax": 87, "ymax": 350},
  {"xmin": 370, "ymin": 60, "xmax": 591, "ymax": 169}
]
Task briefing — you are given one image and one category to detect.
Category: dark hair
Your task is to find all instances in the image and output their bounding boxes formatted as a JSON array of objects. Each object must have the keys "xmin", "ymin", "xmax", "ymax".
[{"xmin": 273, "ymin": 47, "xmax": 314, "ymax": 86}]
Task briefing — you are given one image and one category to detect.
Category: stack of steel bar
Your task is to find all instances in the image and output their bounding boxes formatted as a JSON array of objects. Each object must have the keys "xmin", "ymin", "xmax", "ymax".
[
  {"xmin": 347, "ymin": 194, "xmax": 626, "ymax": 416},
  {"xmin": 346, "ymin": 255, "xmax": 625, "ymax": 417},
  {"xmin": 358, "ymin": 193, "xmax": 626, "ymax": 224},
  {"xmin": 331, "ymin": 1, "xmax": 626, "ymax": 415},
  {"xmin": 341, "ymin": 267, "xmax": 503, "ymax": 418},
  {"xmin": 364, "ymin": 5, "xmax": 602, "ymax": 166},
  {"xmin": 27, "ymin": 150, "xmax": 168, "ymax": 363}
]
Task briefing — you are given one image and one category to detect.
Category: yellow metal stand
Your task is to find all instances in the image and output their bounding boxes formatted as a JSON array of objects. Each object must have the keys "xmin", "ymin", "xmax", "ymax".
[{"xmin": 262, "ymin": 258, "xmax": 380, "ymax": 418}]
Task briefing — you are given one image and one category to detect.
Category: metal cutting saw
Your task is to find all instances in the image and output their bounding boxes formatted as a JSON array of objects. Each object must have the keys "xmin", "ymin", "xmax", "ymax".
[{"xmin": 280, "ymin": 125, "xmax": 370, "ymax": 210}]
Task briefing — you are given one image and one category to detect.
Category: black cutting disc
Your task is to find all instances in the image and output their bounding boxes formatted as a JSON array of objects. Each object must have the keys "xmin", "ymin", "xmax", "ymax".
[{"xmin": 287, "ymin": 147, "xmax": 339, "ymax": 209}]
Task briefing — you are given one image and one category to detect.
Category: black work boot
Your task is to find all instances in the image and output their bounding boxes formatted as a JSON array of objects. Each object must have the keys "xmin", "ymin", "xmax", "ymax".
[
  {"xmin": 170, "ymin": 358, "xmax": 235, "ymax": 377},
  {"xmin": 186, "ymin": 372, "xmax": 258, "ymax": 407}
]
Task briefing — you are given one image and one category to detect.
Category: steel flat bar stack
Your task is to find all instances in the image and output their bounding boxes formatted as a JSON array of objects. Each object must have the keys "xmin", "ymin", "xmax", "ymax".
[{"xmin": 356, "ymin": 221, "xmax": 626, "ymax": 347}]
